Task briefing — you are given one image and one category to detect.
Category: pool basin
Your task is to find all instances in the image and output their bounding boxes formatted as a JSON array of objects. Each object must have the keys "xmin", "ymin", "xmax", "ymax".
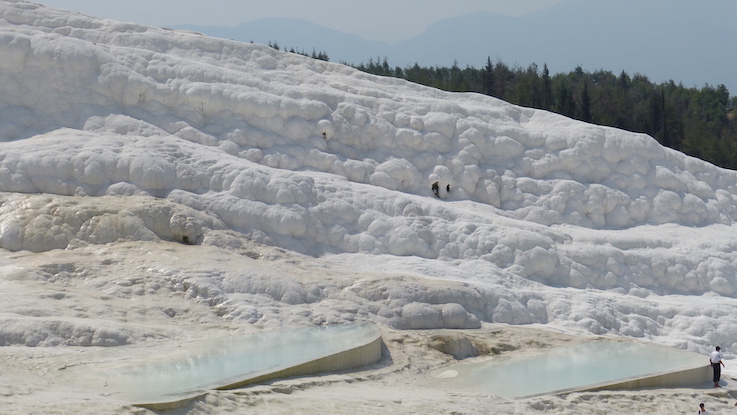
[
  {"xmin": 434, "ymin": 341, "xmax": 710, "ymax": 398},
  {"xmin": 66, "ymin": 323, "xmax": 382, "ymax": 408}
]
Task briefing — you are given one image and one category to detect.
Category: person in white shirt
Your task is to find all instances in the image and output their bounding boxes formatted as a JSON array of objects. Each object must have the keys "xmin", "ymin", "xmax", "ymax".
[
  {"xmin": 709, "ymin": 346, "xmax": 724, "ymax": 388},
  {"xmin": 697, "ymin": 402, "xmax": 708, "ymax": 414}
]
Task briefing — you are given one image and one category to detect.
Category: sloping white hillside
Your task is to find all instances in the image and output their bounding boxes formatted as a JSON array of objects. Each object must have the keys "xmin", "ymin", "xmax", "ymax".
[
  {"xmin": 1, "ymin": 3, "xmax": 737, "ymax": 412},
  {"xmin": 3, "ymin": 0, "xmax": 737, "ymax": 339}
]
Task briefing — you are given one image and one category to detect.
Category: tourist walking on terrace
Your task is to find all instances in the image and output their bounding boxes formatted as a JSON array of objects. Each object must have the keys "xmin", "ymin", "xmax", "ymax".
[
  {"xmin": 710, "ymin": 346, "xmax": 725, "ymax": 387},
  {"xmin": 697, "ymin": 402, "xmax": 708, "ymax": 414}
]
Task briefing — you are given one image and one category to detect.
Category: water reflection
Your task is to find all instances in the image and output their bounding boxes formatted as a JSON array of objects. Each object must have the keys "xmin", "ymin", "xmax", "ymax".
[
  {"xmin": 77, "ymin": 324, "xmax": 379, "ymax": 402},
  {"xmin": 439, "ymin": 341, "xmax": 704, "ymax": 398}
]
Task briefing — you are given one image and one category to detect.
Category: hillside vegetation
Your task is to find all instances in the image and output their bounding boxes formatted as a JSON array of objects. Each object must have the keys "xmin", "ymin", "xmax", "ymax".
[{"xmin": 354, "ymin": 57, "xmax": 737, "ymax": 170}]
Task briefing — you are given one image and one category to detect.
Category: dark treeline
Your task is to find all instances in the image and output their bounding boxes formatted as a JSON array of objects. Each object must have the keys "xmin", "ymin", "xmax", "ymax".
[
  {"xmin": 353, "ymin": 57, "xmax": 737, "ymax": 170},
  {"xmin": 267, "ymin": 41, "xmax": 330, "ymax": 61}
]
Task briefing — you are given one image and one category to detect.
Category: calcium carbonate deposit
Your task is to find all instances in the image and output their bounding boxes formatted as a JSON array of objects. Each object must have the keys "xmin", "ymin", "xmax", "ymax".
[{"xmin": 2, "ymin": 1, "xmax": 737, "ymax": 413}]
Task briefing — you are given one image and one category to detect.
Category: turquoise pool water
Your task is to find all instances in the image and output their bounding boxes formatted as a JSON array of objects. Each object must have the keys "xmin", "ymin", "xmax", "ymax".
[
  {"xmin": 70, "ymin": 324, "xmax": 380, "ymax": 403},
  {"xmin": 435, "ymin": 341, "xmax": 705, "ymax": 398}
]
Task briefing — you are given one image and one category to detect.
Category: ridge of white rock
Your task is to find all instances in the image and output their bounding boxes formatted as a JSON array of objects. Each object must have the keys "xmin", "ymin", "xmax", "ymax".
[{"xmin": 1, "ymin": 1, "xmax": 737, "ymax": 355}]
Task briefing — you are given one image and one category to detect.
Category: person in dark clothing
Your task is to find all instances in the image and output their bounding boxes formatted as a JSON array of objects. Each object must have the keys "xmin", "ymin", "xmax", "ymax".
[{"xmin": 709, "ymin": 346, "xmax": 725, "ymax": 387}]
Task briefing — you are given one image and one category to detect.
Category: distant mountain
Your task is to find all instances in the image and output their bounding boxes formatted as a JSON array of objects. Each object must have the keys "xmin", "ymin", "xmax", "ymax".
[
  {"xmin": 175, "ymin": 0, "xmax": 737, "ymax": 92},
  {"xmin": 391, "ymin": 0, "xmax": 736, "ymax": 91},
  {"xmin": 173, "ymin": 17, "xmax": 387, "ymax": 64}
]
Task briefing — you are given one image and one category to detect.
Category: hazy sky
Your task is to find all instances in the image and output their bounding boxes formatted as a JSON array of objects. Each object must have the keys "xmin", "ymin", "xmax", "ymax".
[{"xmin": 37, "ymin": 0, "xmax": 565, "ymax": 43}]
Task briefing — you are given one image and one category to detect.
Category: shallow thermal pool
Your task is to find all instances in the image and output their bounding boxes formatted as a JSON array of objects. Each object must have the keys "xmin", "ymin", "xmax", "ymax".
[
  {"xmin": 434, "ymin": 341, "xmax": 706, "ymax": 398},
  {"xmin": 66, "ymin": 323, "xmax": 380, "ymax": 403}
]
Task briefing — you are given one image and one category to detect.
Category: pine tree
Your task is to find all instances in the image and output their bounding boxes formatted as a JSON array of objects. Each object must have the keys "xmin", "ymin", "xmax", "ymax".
[
  {"xmin": 556, "ymin": 83, "xmax": 576, "ymax": 118},
  {"xmin": 541, "ymin": 64, "xmax": 553, "ymax": 110},
  {"xmin": 580, "ymin": 81, "xmax": 592, "ymax": 122},
  {"xmin": 483, "ymin": 57, "xmax": 495, "ymax": 97}
]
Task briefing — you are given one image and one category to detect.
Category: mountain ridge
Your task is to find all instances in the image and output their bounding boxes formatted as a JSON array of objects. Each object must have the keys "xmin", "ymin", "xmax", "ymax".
[{"xmin": 176, "ymin": 0, "xmax": 737, "ymax": 91}]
